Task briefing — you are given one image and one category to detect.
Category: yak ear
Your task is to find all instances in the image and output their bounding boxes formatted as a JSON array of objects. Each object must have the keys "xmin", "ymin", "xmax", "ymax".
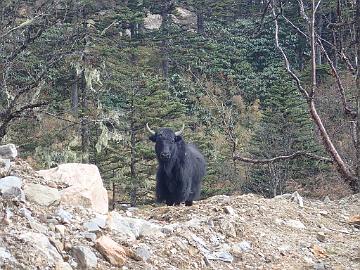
[
  {"xmin": 175, "ymin": 135, "xmax": 182, "ymax": 142},
  {"xmin": 149, "ymin": 134, "xmax": 157, "ymax": 142}
]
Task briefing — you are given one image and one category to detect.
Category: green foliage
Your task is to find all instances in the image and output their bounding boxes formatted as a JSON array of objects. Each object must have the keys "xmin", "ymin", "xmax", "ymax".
[
  {"xmin": 245, "ymin": 68, "xmax": 327, "ymax": 197},
  {"xmin": 2, "ymin": 0, "xmax": 342, "ymax": 204}
]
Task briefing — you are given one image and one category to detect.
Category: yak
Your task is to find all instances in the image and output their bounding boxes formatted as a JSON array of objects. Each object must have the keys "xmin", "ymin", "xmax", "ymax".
[{"xmin": 146, "ymin": 123, "xmax": 206, "ymax": 206}]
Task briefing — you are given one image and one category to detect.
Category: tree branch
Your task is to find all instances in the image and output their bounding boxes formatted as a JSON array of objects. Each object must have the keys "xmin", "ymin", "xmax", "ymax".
[
  {"xmin": 271, "ymin": 1, "xmax": 310, "ymax": 100},
  {"xmin": 233, "ymin": 151, "xmax": 333, "ymax": 164}
]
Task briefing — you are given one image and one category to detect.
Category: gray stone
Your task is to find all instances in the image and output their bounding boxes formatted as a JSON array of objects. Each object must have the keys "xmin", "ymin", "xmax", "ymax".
[
  {"xmin": 2, "ymin": 186, "xmax": 25, "ymax": 201},
  {"xmin": 208, "ymin": 251, "xmax": 234, "ymax": 263},
  {"xmin": 81, "ymin": 232, "xmax": 97, "ymax": 242},
  {"xmin": 0, "ymin": 247, "xmax": 15, "ymax": 266},
  {"xmin": 3, "ymin": 208, "xmax": 13, "ymax": 224},
  {"xmin": 56, "ymin": 208, "xmax": 73, "ymax": 224},
  {"xmin": 0, "ymin": 247, "xmax": 12, "ymax": 260},
  {"xmin": 72, "ymin": 245, "xmax": 98, "ymax": 269},
  {"xmin": 29, "ymin": 221, "xmax": 48, "ymax": 233},
  {"xmin": 0, "ymin": 159, "xmax": 10, "ymax": 176},
  {"xmin": 290, "ymin": 191, "xmax": 304, "ymax": 208},
  {"xmin": 314, "ymin": 262, "xmax": 326, "ymax": 270},
  {"xmin": 83, "ymin": 221, "xmax": 101, "ymax": 232},
  {"xmin": 278, "ymin": 244, "xmax": 291, "ymax": 255},
  {"xmin": 135, "ymin": 244, "xmax": 151, "ymax": 262},
  {"xmin": 0, "ymin": 176, "xmax": 24, "ymax": 201},
  {"xmin": 55, "ymin": 261, "xmax": 73, "ymax": 270},
  {"xmin": 285, "ymin": 219, "xmax": 306, "ymax": 229},
  {"xmin": 232, "ymin": 241, "xmax": 252, "ymax": 253},
  {"xmin": 0, "ymin": 176, "xmax": 22, "ymax": 192},
  {"xmin": 55, "ymin": 225, "xmax": 66, "ymax": 237},
  {"xmin": 223, "ymin": 206, "xmax": 236, "ymax": 216},
  {"xmin": 323, "ymin": 196, "xmax": 331, "ymax": 204},
  {"xmin": 107, "ymin": 211, "xmax": 163, "ymax": 241},
  {"xmin": 24, "ymin": 183, "xmax": 60, "ymax": 206},
  {"xmin": 91, "ymin": 215, "xmax": 107, "ymax": 229},
  {"xmin": 316, "ymin": 232, "xmax": 326, "ymax": 242},
  {"xmin": 19, "ymin": 232, "xmax": 62, "ymax": 264},
  {"xmin": 0, "ymin": 144, "xmax": 17, "ymax": 160},
  {"xmin": 191, "ymin": 234, "xmax": 234, "ymax": 263},
  {"xmin": 19, "ymin": 207, "xmax": 34, "ymax": 221}
]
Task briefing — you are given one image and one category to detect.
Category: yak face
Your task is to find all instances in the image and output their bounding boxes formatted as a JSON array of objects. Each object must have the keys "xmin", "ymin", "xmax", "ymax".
[{"xmin": 149, "ymin": 128, "xmax": 182, "ymax": 162}]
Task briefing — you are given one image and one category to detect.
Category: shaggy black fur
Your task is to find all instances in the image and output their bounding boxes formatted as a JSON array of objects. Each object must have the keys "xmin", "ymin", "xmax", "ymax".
[{"xmin": 149, "ymin": 128, "xmax": 206, "ymax": 206}]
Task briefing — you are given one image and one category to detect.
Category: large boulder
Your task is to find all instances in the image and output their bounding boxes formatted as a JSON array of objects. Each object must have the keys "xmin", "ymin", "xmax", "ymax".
[
  {"xmin": 37, "ymin": 164, "xmax": 108, "ymax": 214},
  {"xmin": 144, "ymin": 13, "xmax": 162, "ymax": 30}
]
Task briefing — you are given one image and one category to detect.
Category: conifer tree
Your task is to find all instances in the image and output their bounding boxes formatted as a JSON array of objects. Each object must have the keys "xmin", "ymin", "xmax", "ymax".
[{"xmin": 246, "ymin": 68, "xmax": 325, "ymax": 197}]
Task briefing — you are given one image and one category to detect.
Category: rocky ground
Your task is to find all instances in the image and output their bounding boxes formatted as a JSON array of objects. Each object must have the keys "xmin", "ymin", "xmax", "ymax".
[{"xmin": 0, "ymin": 146, "xmax": 359, "ymax": 269}]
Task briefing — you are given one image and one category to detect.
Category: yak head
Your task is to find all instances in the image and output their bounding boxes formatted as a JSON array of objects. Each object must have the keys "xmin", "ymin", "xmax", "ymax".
[{"xmin": 146, "ymin": 123, "xmax": 184, "ymax": 162}]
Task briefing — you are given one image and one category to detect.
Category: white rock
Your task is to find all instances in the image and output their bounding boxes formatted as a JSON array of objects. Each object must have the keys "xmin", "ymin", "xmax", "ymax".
[
  {"xmin": 56, "ymin": 208, "xmax": 73, "ymax": 224},
  {"xmin": 19, "ymin": 232, "xmax": 62, "ymax": 264},
  {"xmin": 19, "ymin": 207, "xmax": 34, "ymax": 221},
  {"xmin": 0, "ymin": 159, "xmax": 11, "ymax": 176},
  {"xmin": 224, "ymin": 206, "xmax": 236, "ymax": 216},
  {"xmin": 0, "ymin": 247, "xmax": 15, "ymax": 266},
  {"xmin": 232, "ymin": 241, "xmax": 251, "ymax": 253},
  {"xmin": 0, "ymin": 144, "xmax": 17, "ymax": 160},
  {"xmin": 55, "ymin": 225, "xmax": 66, "ymax": 237},
  {"xmin": 37, "ymin": 163, "xmax": 108, "ymax": 214},
  {"xmin": 290, "ymin": 191, "xmax": 304, "ymax": 208},
  {"xmin": 24, "ymin": 183, "xmax": 60, "ymax": 206},
  {"xmin": 135, "ymin": 244, "xmax": 151, "ymax": 262},
  {"xmin": 144, "ymin": 13, "xmax": 162, "ymax": 30},
  {"xmin": 107, "ymin": 211, "xmax": 163, "ymax": 241},
  {"xmin": 323, "ymin": 196, "xmax": 331, "ymax": 204},
  {"xmin": 0, "ymin": 176, "xmax": 25, "ymax": 201},
  {"xmin": 285, "ymin": 219, "xmax": 306, "ymax": 229},
  {"xmin": 171, "ymin": 7, "xmax": 197, "ymax": 29},
  {"xmin": 72, "ymin": 245, "xmax": 97, "ymax": 269},
  {"xmin": 54, "ymin": 261, "xmax": 73, "ymax": 270},
  {"xmin": 0, "ymin": 176, "xmax": 22, "ymax": 192},
  {"xmin": 83, "ymin": 221, "xmax": 101, "ymax": 232},
  {"xmin": 29, "ymin": 221, "xmax": 48, "ymax": 233}
]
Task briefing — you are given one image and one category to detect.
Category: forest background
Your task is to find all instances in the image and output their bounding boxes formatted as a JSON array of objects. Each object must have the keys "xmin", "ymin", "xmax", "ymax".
[{"xmin": 1, "ymin": 0, "xmax": 359, "ymax": 207}]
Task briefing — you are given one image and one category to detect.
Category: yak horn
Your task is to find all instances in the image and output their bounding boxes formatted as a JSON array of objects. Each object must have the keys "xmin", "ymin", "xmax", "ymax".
[
  {"xmin": 146, "ymin": 123, "xmax": 156, "ymax": 135},
  {"xmin": 175, "ymin": 123, "xmax": 185, "ymax": 136}
]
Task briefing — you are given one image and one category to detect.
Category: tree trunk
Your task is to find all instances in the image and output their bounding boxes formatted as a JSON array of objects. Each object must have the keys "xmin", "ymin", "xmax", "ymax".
[
  {"xmin": 130, "ymin": 102, "xmax": 137, "ymax": 207},
  {"xmin": 308, "ymin": 99, "xmax": 358, "ymax": 190},
  {"xmin": 197, "ymin": 10, "xmax": 204, "ymax": 34},
  {"xmin": 355, "ymin": 0, "xmax": 360, "ymax": 192},
  {"xmin": 71, "ymin": 71, "xmax": 79, "ymax": 115},
  {"xmin": 80, "ymin": 8, "xmax": 90, "ymax": 163}
]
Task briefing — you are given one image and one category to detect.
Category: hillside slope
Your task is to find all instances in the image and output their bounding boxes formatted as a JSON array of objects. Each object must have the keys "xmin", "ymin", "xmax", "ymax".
[{"xmin": 0, "ymin": 159, "xmax": 359, "ymax": 269}]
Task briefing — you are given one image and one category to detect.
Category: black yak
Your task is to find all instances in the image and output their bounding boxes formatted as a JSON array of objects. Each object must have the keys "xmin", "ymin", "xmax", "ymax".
[{"xmin": 146, "ymin": 123, "xmax": 206, "ymax": 206}]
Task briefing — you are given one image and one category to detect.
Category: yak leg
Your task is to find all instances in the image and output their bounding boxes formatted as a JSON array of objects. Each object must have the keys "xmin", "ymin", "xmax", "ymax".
[{"xmin": 185, "ymin": 200, "xmax": 193, "ymax": 206}]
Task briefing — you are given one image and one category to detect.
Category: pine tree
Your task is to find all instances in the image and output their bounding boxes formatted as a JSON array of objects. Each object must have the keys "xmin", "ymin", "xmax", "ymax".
[{"xmin": 246, "ymin": 68, "xmax": 325, "ymax": 197}]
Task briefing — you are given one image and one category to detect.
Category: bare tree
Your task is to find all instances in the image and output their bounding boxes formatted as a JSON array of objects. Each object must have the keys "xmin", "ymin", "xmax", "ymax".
[
  {"xmin": 0, "ymin": 1, "xmax": 73, "ymax": 141},
  {"xmin": 265, "ymin": 0, "xmax": 360, "ymax": 191},
  {"xmin": 235, "ymin": 0, "xmax": 360, "ymax": 192}
]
